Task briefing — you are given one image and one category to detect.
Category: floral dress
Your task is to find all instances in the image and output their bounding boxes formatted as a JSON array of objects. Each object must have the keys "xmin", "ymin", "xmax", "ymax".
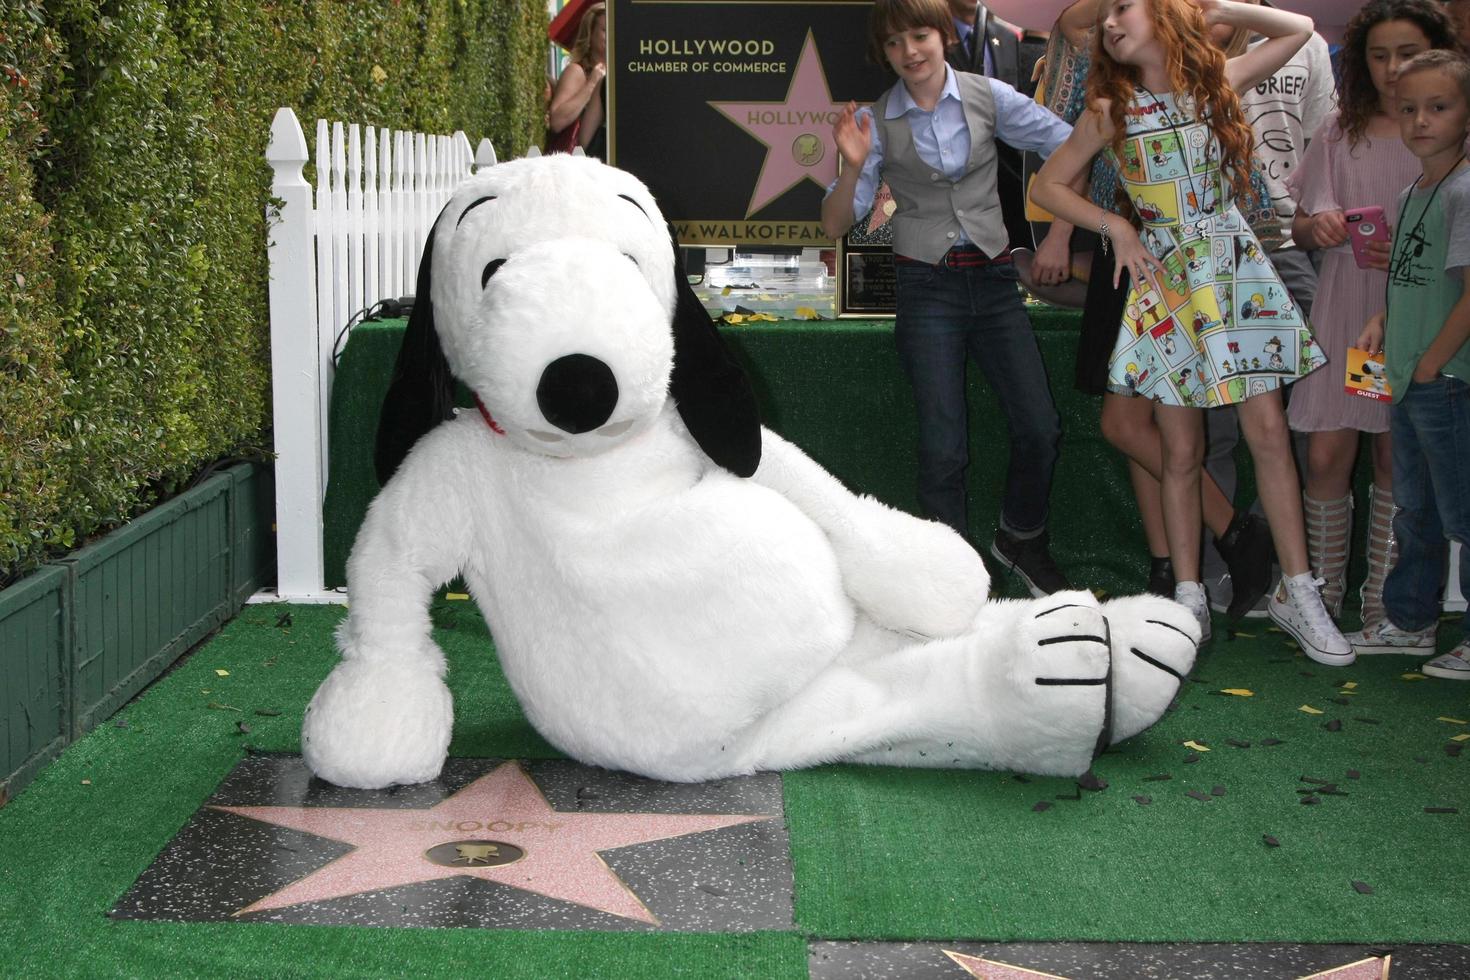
[{"xmin": 1104, "ymin": 89, "xmax": 1325, "ymax": 407}]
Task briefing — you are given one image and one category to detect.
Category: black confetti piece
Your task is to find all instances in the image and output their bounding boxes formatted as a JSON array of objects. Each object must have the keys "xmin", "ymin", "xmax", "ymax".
[
  {"xmin": 1144, "ymin": 773, "xmax": 1173, "ymax": 782},
  {"xmin": 1425, "ymin": 806, "xmax": 1460, "ymax": 814},
  {"xmin": 1078, "ymin": 772, "xmax": 1108, "ymax": 792},
  {"xmin": 1260, "ymin": 738, "xmax": 1284, "ymax": 746},
  {"xmin": 1056, "ymin": 788, "xmax": 1082, "ymax": 801},
  {"xmin": 1352, "ymin": 880, "xmax": 1374, "ymax": 895},
  {"xmin": 1227, "ymin": 738, "xmax": 1252, "ymax": 748},
  {"xmin": 1299, "ymin": 671, "xmax": 1315, "ymax": 678},
  {"xmin": 1333, "ymin": 697, "xmax": 1352, "ymax": 706},
  {"xmin": 114, "ymin": 719, "xmax": 129, "ymax": 729},
  {"xmin": 1210, "ymin": 784, "xmax": 1226, "ymax": 797},
  {"xmin": 1446, "ymin": 743, "xmax": 1463, "ymax": 758},
  {"xmin": 1133, "ymin": 795, "xmax": 1152, "ymax": 806},
  {"xmin": 1032, "ymin": 801, "xmax": 1052, "ymax": 813},
  {"xmin": 1355, "ymin": 717, "xmax": 1381, "ymax": 725},
  {"xmin": 1301, "ymin": 795, "xmax": 1320, "ymax": 805},
  {"xmin": 1320, "ymin": 788, "xmax": 1350, "ymax": 797},
  {"xmin": 1296, "ymin": 789, "xmax": 1319, "ymax": 795},
  {"xmin": 1013, "ymin": 774, "xmax": 1031, "ymax": 784},
  {"xmin": 1346, "ymin": 769, "xmax": 1361, "ymax": 779},
  {"xmin": 1300, "ymin": 776, "xmax": 1332, "ymax": 784},
  {"xmin": 1263, "ymin": 835, "xmax": 1281, "ymax": 848},
  {"xmin": 1186, "ymin": 790, "xmax": 1211, "ymax": 802},
  {"xmin": 1323, "ymin": 719, "xmax": 1343, "ymax": 732},
  {"xmin": 275, "ymin": 613, "xmax": 293, "ymax": 629},
  {"xmin": 254, "ymin": 708, "xmax": 282, "ymax": 717},
  {"xmin": 1184, "ymin": 752, "xmax": 1201, "ymax": 764},
  {"xmin": 1415, "ymin": 755, "xmax": 1429, "ymax": 763}
]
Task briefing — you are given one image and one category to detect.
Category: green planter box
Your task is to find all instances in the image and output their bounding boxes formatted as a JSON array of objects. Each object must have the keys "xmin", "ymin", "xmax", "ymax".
[
  {"xmin": 63, "ymin": 475, "xmax": 234, "ymax": 735},
  {"xmin": 0, "ymin": 566, "xmax": 71, "ymax": 807},
  {"xmin": 0, "ymin": 463, "xmax": 275, "ymax": 804}
]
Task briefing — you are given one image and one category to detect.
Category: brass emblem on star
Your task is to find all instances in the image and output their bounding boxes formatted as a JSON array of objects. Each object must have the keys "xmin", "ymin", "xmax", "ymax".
[
  {"xmin": 424, "ymin": 839, "xmax": 526, "ymax": 868},
  {"xmin": 792, "ymin": 133, "xmax": 824, "ymax": 167}
]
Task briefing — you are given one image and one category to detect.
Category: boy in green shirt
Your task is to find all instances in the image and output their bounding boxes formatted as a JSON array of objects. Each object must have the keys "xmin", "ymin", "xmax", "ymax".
[{"xmin": 1352, "ymin": 49, "xmax": 1470, "ymax": 679}]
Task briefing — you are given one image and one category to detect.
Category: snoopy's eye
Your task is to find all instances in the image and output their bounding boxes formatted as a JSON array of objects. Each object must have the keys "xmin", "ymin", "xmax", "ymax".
[{"xmin": 481, "ymin": 258, "xmax": 506, "ymax": 289}]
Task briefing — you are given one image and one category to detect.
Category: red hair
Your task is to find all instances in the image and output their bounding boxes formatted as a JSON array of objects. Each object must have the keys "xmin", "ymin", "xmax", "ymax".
[{"xmin": 1086, "ymin": 0, "xmax": 1256, "ymax": 206}]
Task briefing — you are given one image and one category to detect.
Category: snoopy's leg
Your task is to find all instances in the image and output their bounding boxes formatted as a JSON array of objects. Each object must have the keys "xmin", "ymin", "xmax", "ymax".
[
  {"xmin": 752, "ymin": 429, "xmax": 988, "ymax": 638},
  {"xmin": 733, "ymin": 592, "xmax": 1130, "ymax": 778}
]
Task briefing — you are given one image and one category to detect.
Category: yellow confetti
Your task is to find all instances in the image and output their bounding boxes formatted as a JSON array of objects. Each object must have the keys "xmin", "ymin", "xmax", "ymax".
[
  {"xmin": 1221, "ymin": 688, "xmax": 1254, "ymax": 697},
  {"xmin": 1298, "ymin": 704, "xmax": 1324, "ymax": 715},
  {"xmin": 215, "ymin": 669, "xmax": 230, "ymax": 677},
  {"xmin": 1342, "ymin": 681, "xmax": 1358, "ymax": 689},
  {"xmin": 794, "ymin": 306, "xmax": 822, "ymax": 320},
  {"xmin": 721, "ymin": 286, "xmax": 732, "ymax": 296},
  {"xmin": 81, "ymin": 779, "xmax": 91, "ymax": 786},
  {"xmin": 1401, "ymin": 673, "xmax": 1427, "ymax": 681},
  {"xmin": 1183, "ymin": 740, "xmax": 1211, "ymax": 751},
  {"xmin": 1233, "ymin": 631, "xmax": 1256, "ymax": 638},
  {"xmin": 1453, "ymin": 733, "xmax": 1470, "ymax": 742},
  {"xmin": 1338, "ymin": 689, "xmax": 1359, "ymax": 695},
  {"xmin": 725, "ymin": 314, "xmax": 745, "ymax": 324},
  {"xmin": 445, "ymin": 592, "xmax": 469, "ymax": 601},
  {"xmin": 1438, "ymin": 717, "xmax": 1468, "ymax": 725}
]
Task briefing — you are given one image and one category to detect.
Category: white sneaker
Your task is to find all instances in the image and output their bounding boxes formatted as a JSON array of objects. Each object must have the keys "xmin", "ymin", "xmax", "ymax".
[
  {"xmin": 1423, "ymin": 641, "xmax": 1470, "ymax": 680},
  {"xmin": 1345, "ymin": 618, "xmax": 1437, "ymax": 655},
  {"xmin": 1175, "ymin": 580, "xmax": 1211, "ymax": 643},
  {"xmin": 1268, "ymin": 572, "xmax": 1354, "ymax": 666}
]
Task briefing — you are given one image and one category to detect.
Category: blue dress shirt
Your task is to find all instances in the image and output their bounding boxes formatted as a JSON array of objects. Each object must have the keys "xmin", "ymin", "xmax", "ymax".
[{"xmin": 827, "ymin": 66, "xmax": 1072, "ymax": 238}]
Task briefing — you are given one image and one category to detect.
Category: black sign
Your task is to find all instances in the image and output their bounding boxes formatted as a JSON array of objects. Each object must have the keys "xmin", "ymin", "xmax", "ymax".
[{"xmin": 609, "ymin": 0, "xmax": 889, "ymax": 247}]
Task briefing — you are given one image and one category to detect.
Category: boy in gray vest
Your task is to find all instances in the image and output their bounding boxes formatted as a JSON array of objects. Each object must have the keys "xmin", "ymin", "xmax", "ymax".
[{"xmin": 821, "ymin": 0, "xmax": 1075, "ymax": 595}]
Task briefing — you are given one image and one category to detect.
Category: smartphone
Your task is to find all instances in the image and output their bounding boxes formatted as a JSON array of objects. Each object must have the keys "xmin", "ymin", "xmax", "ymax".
[{"xmin": 1345, "ymin": 206, "xmax": 1391, "ymax": 269}]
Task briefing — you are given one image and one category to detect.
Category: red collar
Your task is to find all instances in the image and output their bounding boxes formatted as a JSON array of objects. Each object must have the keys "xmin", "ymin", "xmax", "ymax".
[{"xmin": 473, "ymin": 396, "xmax": 505, "ymax": 435}]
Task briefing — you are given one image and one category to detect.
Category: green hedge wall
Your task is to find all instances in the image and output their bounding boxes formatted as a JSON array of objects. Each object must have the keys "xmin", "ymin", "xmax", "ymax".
[{"xmin": 0, "ymin": 0, "xmax": 547, "ymax": 584}]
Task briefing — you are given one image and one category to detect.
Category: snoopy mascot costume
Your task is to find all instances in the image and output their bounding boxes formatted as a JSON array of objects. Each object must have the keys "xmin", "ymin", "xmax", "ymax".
[{"xmin": 302, "ymin": 154, "xmax": 1200, "ymax": 790}]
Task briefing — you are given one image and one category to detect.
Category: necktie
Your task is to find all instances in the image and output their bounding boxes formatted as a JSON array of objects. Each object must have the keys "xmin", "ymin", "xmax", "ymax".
[{"xmin": 964, "ymin": 28, "xmax": 976, "ymax": 71}]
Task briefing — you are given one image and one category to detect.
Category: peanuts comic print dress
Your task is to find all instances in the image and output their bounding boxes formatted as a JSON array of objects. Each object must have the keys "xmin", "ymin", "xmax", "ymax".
[{"xmin": 1104, "ymin": 89, "xmax": 1325, "ymax": 407}]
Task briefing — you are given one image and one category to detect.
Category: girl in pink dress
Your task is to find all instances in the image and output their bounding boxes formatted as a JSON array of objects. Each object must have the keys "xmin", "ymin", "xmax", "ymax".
[{"xmin": 1287, "ymin": 0, "xmax": 1461, "ymax": 629}]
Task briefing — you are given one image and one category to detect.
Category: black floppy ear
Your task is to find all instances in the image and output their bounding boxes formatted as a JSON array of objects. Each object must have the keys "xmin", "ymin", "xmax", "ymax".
[
  {"xmin": 374, "ymin": 225, "xmax": 456, "ymax": 486},
  {"xmin": 667, "ymin": 234, "xmax": 762, "ymax": 477}
]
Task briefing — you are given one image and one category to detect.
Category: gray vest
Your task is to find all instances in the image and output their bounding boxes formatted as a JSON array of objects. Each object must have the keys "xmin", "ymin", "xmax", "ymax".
[{"xmin": 875, "ymin": 72, "xmax": 1006, "ymax": 263}]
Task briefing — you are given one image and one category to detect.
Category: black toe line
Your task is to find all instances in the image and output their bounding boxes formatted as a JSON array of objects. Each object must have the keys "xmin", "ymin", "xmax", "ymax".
[
  {"xmin": 1037, "ymin": 634, "xmax": 1108, "ymax": 647},
  {"xmin": 1035, "ymin": 676, "xmax": 1108, "ymax": 686},
  {"xmin": 1035, "ymin": 603, "xmax": 1087, "ymax": 618},
  {"xmin": 1130, "ymin": 645, "xmax": 1184, "ymax": 680},
  {"xmin": 1146, "ymin": 619, "xmax": 1196, "ymax": 642}
]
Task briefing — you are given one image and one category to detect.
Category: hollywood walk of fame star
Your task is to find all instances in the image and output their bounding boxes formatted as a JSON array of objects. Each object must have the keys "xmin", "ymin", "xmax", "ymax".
[
  {"xmin": 210, "ymin": 761, "xmax": 771, "ymax": 925},
  {"xmin": 709, "ymin": 31, "xmax": 851, "ymax": 218},
  {"xmin": 943, "ymin": 950, "xmax": 1392, "ymax": 979}
]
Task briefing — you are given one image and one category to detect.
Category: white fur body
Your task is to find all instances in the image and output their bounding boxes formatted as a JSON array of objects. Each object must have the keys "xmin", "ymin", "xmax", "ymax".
[{"xmin": 302, "ymin": 155, "xmax": 1199, "ymax": 789}]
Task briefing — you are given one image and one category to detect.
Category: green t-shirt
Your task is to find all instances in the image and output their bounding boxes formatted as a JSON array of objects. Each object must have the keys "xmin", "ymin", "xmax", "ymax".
[{"xmin": 1386, "ymin": 165, "xmax": 1470, "ymax": 402}]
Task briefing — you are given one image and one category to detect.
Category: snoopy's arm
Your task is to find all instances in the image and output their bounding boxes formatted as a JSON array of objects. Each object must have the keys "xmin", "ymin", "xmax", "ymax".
[
  {"xmin": 302, "ymin": 426, "xmax": 476, "ymax": 788},
  {"xmin": 750, "ymin": 427, "xmax": 988, "ymax": 637}
]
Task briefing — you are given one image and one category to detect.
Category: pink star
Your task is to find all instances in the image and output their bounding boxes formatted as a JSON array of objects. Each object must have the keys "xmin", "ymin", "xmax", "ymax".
[
  {"xmin": 710, "ymin": 32, "xmax": 851, "ymax": 217},
  {"xmin": 212, "ymin": 762, "xmax": 770, "ymax": 924},
  {"xmin": 944, "ymin": 951, "xmax": 1072, "ymax": 979},
  {"xmin": 865, "ymin": 183, "xmax": 896, "ymax": 234}
]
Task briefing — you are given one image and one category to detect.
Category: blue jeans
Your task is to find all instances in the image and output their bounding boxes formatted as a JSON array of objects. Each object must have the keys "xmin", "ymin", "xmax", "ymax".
[
  {"xmin": 1384, "ymin": 375, "xmax": 1470, "ymax": 640},
  {"xmin": 893, "ymin": 258, "xmax": 1061, "ymax": 539}
]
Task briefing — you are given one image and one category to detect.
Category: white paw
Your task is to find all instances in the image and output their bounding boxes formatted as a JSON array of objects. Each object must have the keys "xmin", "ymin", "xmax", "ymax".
[
  {"xmin": 302, "ymin": 656, "xmax": 454, "ymax": 789},
  {"xmin": 1100, "ymin": 594, "xmax": 1199, "ymax": 744},
  {"xmin": 985, "ymin": 591, "xmax": 1111, "ymax": 776}
]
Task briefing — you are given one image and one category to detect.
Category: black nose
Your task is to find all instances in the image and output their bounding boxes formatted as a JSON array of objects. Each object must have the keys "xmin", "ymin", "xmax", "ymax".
[{"xmin": 536, "ymin": 354, "xmax": 619, "ymax": 434}]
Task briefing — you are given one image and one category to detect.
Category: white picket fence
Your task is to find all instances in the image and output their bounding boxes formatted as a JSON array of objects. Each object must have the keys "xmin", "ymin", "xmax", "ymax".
[{"xmin": 263, "ymin": 106, "xmax": 497, "ymax": 601}]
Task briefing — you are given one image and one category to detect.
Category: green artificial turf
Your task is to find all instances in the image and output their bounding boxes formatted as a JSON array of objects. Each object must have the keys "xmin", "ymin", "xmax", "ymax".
[{"xmin": 1, "ymin": 601, "xmax": 1466, "ymax": 976}]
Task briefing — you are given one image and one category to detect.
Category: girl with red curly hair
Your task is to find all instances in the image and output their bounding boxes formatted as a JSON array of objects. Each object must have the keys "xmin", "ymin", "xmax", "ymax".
[{"xmin": 1031, "ymin": 0, "xmax": 1350, "ymax": 666}]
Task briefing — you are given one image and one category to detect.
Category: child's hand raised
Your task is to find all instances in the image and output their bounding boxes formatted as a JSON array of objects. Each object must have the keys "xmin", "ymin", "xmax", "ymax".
[{"xmin": 833, "ymin": 102, "xmax": 873, "ymax": 171}]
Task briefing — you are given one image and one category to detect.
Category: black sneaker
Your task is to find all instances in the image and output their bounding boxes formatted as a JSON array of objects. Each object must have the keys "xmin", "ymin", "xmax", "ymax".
[
  {"xmin": 1147, "ymin": 556, "xmax": 1175, "ymax": 597},
  {"xmin": 1213, "ymin": 511, "xmax": 1275, "ymax": 622},
  {"xmin": 990, "ymin": 529, "xmax": 1072, "ymax": 597}
]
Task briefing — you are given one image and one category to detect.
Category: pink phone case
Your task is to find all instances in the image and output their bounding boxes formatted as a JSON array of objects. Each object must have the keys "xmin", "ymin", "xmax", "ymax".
[{"xmin": 1345, "ymin": 206, "xmax": 1390, "ymax": 269}]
